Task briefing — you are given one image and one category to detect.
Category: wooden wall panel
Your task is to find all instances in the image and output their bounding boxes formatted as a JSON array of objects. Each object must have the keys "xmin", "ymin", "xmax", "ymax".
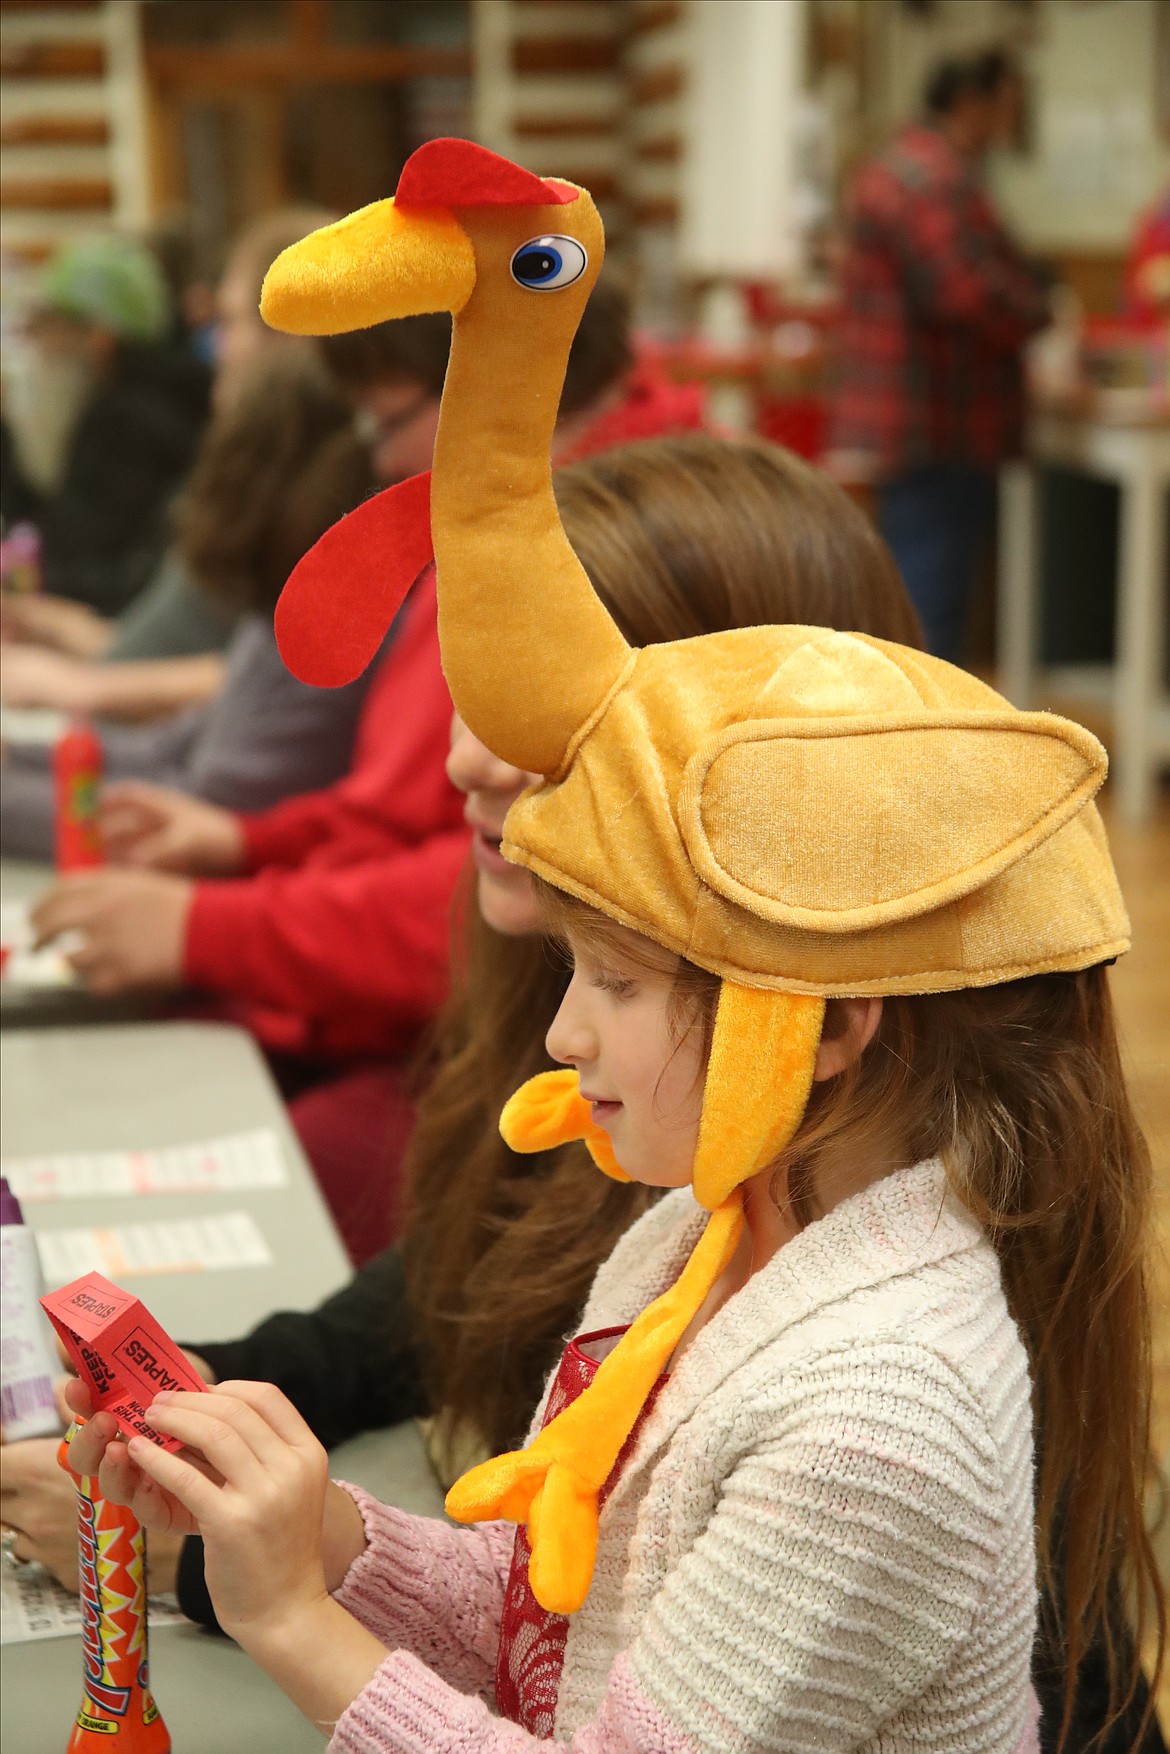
[
  {"xmin": 0, "ymin": 173, "xmax": 112, "ymax": 208},
  {"xmin": 0, "ymin": 113, "xmax": 108, "ymax": 144},
  {"xmin": 0, "ymin": 37, "xmax": 104, "ymax": 76}
]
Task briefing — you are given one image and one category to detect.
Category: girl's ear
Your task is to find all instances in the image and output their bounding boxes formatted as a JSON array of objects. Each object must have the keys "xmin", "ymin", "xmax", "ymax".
[{"xmin": 812, "ymin": 996, "xmax": 883, "ymax": 1083}]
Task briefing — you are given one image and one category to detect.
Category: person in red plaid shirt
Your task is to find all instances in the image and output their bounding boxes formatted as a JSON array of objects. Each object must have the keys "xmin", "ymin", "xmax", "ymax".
[{"xmin": 830, "ymin": 49, "xmax": 1050, "ymax": 663}]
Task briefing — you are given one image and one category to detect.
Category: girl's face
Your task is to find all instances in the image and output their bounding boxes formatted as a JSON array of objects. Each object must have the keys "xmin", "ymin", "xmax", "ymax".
[
  {"xmin": 545, "ymin": 929, "xmax": 706, "ymax": 1187},
  {"xmin": 446, "ymin": 714, "xmax": 542, "ymax": 937}
]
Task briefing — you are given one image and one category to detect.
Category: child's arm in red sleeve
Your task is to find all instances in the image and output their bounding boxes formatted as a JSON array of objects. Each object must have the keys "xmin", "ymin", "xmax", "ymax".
[
  {"xmin": 183, "ymin": 828, "xmax": 470, "ymax": 1053},
  {"xmin": 236, "ymin": 789, "xmax": 359, "ymax": 873}
]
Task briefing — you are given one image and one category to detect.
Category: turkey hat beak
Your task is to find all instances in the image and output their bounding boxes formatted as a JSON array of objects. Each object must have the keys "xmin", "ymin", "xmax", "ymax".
[{"xmin": 259, "ymin": 138, "xmax": 578, "ymax": 336}]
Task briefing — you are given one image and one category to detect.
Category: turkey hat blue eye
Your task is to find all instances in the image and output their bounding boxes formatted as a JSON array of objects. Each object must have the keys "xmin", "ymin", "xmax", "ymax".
[{"xmin": 510, "ymin": 235, "xmax": 588, "ymax": 291}]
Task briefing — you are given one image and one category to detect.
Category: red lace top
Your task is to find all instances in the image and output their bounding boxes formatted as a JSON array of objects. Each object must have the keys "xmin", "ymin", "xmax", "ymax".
[{"xmin": 494, "ymin": 1325, "xmax": 667, "ymax": 1737}]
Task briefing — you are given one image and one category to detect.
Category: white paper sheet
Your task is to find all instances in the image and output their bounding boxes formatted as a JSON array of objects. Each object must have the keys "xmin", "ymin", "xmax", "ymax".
[
  {"xmin": 0, "ymin": 900, "xmax": 78, "ymax": 990},
  {"xmin": 5, "ymin": 1127, "xmax": 288, "ymax": 1203},
  {"xmin": 36, "ymin": 1211, "xmax": 273, "ymax": 1285},
  {"xmin": 0, "ymin": 706, "xmax": 68, "ymax": 748},
  {"xmin": 0, "ymin": 1558, "xmax": 184, "ymax": 1646}
]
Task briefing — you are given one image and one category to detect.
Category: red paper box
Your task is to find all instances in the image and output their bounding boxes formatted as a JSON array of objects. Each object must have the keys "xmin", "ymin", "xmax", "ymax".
[{"xmin": 41, "ymin": 1271, "xmax": 208, "ymax": 1452}]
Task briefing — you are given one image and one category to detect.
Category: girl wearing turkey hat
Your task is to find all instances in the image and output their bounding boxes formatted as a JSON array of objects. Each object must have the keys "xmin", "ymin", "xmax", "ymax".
[{"xmin": 68, "ymin": 144, "xmax": 1163, "ymax": 1753}]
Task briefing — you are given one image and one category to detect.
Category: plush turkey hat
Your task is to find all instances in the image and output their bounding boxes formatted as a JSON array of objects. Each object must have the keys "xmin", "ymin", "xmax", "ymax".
[
  {"xmin": 262, "ymin": 140, "xmax": 1129, "ymax": 1614},
  {"xmin": 501, "ymin": 625, "xmax": 1126, "ymax": 996}
]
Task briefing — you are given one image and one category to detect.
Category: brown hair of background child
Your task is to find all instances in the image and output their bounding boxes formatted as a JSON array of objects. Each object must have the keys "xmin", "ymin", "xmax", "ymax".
[{"xmin": 176, "ymin": 348, "xmax": 372, "ymax": 615}]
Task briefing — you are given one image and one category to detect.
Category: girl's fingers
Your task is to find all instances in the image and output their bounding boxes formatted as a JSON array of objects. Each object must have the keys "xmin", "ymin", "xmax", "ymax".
[
  {"xmin": 97, "ymin": 798, "xmax": 151, "ymax": 833},
  {"xmin": 100, "ymin": 781, "xmax": 168, "ymax": 813},
  {"xmin": 145, "ymin": 1389, "xmax": 310, "ymax": 1487},
  {"xmin": 67, "ymin": 1410, "xmax": 119, "ymax": 1476},
  {"xmin": 122, "ymin": 1466, "xmax": 183, "ymax": 1532},
  {"xmin": 30, "ymin": 892, "xmax": 83, "ymax": 947},
  {"xmin": 143, "ymin": 1399, "xmax": 271, "ymax": 1491},
  {"xmin": 63, "ymin": 1377, "xmax": 94, "ymax": 1420},
  {"xmin": 96, "ymin": 1440, "xmax": 160, "ymax": 1518},
  {"xmin": 127, "ymin": 831, "xmax": 180, "ymax": 871},
  {"xmin": 209, "ymin": 1381, "xmax": 322, "ymax": 1454},
  {"xmin": 126, "ymin": 1436, "xmax": 222, "ymax": 1526}
]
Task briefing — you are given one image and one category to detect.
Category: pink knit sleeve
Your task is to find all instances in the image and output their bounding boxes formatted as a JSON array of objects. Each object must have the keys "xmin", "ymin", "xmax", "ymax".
[
  {"xmin": 332, "ymin": 1482, "xmax": 514, "ymax": 1697},
  {"xmin": 329, "ymin": 1650, "xmax": 696, "ymax": 1754}
]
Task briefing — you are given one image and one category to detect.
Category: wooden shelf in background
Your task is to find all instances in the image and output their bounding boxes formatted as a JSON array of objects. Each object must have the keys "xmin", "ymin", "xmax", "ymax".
[
  {"xmin": 144, "ymin": 42, "xmax": 470, "ymax": 88},
  {"xmin": 629, "ymin": 1, "xmax": 681, "ymax": 36},
  {"xmin": 0, "ymin": 115, "xmax": 109, "ymax": 146},
  {"xmin": 0, "ymin": 0, "xmax": 101, "ymax": 11},
  {"xmin": 557, "ymin": 169, "xmax": 618, "ymax": 200},
  {"xmin": 1, "ymin": 175, "xmax": 113, "ymax": 210},
  {"xmin": 514, "ymin": 114, "xmax": 614, "ymax": 138},
  {"xmin": 631, "ymin": 195, "xmax": 679, "ymax": 225},
  {"xmin": 0, "ymin": 38, "xmax": 105, "ymax": 77},
  {"xmin": 630, "ymin": 65, "xmax": 683, "ymax": 105},
  {"xmin": 512, "ymin": 38, "xmax": 620, "ymax": 75},
  {"xmin": 635, "ymin": 134, "xmax": 680, "ymax": 161}
]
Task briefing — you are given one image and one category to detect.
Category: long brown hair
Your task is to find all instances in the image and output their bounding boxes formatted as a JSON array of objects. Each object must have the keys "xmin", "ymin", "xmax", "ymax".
[
  {"xmin": 797, "ymin": 973, "xmax": 1165, "ymax": 1751},
  {"xmin": 539, "ymin": 876, "xmax": 1165, "ymax": 1752},
  {"xmin": 177, "ymin": 348, "xmax": 372, "ymax": 614},
  {"xmin": 402, "ymin": 432, "xmax": 923, "ymax": 1468}
]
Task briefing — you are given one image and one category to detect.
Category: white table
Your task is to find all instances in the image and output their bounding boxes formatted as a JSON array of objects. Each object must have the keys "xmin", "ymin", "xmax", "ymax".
[
  {"xmin": 997, "ymin": 402, "xmax": 1170, "ymax": 823},
  {"xmin": 0, "ymin": 1021, "xmax": 447, "ymax": 1751},
  {"xmin": 0, "ymin": 1022, "xmax": 351, "ymax": 1336}
]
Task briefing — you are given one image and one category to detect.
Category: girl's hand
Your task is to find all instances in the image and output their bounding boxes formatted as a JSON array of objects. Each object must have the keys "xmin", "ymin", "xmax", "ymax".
[
  {"xmin": 31, "ymin": 870, "xmax": 192, "ymax": 995},
  {"xmin": 1, "ymin": 1434, "xmax": 82, "ymax": 1588},
  {"xmin": 99, "ymin": 783, "xmax": 245, "ymax": 876},
  {"xmin": 0, "ymin": 1427, "xmax": 185, "ymax": 1593},
  {"xmin": 0, "ymin": 592, "xmax": 111, "ymax": 659},
  {"xmin": 0, "ymin": 645, "xmax": 97, "ymax": 712},
  {"xmin": 119, "ymin": 1382, "xmax": 335, "ymax": 1649},
  {"xmin": 65, "ymin": 1381, "xmax": 206, "ymax": 1540}
]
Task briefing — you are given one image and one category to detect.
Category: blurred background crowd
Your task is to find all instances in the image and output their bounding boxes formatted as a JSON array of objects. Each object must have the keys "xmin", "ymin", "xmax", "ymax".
[
  {"xmin": 0, "ymin": 1, "xmax": 1166, "ymax": 1737},
  {"xmin": 1, "ymin": 0, "xmax": 1166, "ymax": 686}
]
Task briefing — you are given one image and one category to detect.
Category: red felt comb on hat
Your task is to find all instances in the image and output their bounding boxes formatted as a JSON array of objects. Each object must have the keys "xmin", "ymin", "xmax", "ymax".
[{"xmin": 395, "ymin": 137, "xmax": 578, "ymax": 209}]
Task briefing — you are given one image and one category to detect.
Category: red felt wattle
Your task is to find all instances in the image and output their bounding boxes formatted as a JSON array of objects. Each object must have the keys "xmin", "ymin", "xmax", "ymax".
[
  {"xmin": 274, "ymin": 471, "xmax": 434, "ymax": 688},
  {"xmin": 395, "ymin": 138, "xmax": 579, "ymax": 210}
]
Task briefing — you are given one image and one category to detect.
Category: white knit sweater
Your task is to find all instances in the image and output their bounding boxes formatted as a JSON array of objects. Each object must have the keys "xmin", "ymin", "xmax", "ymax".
[{"xmin": 332, "ymin": 1159, "xmax": 1039, "ymax": 1753}]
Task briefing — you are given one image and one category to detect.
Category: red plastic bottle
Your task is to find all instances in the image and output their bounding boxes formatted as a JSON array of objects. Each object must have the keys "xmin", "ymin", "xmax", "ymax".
[{"xmin": 53, "ymin": 721, "xmax": 104, "ymax": 871}]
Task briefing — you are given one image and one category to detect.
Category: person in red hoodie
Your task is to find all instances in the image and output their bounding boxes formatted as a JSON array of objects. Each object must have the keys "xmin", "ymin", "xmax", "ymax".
[{"xmin": 31, "ymin": 284, "xmax": 706, "ymax": 1259}]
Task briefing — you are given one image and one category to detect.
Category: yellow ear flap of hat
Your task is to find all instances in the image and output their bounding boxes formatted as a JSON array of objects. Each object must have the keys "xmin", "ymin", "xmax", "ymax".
[
  {"xmin": 692, "ymin": 984, "xmax": 825, "ymax": 1210},
  {"xmin": 500, "ymin": 1068, "xmax": 631, "ymax": 1181},
  {"xmin": 448, "ymin": 985, "xmax": 825, "ymax": 1613}
]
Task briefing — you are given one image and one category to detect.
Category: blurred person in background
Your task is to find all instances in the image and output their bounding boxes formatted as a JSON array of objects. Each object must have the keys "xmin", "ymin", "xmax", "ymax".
[
  {"xmin": 1, "ymin": 209, "xmax": 335, "ymax": 717},
  {"xmin": 829, "ymin": 46, "xmax": 1050, "ymax": 664},
  {"xmin": 1124, "ymin": 187, "xmax": 1170, "ymax": 325},
  {"xmin": 324, "ymin": 277, "xmax": 703, "ymax": 486},
  {"xmin": 1, "ymin": 347, "xmax": 380, "ymax": 862},
  {"xmin": 27, "ymin": 282, "xmax": 706, "ymax": 1262},
  {"xmin": 0, "ymin": 234, "xmax": 209, "ymax": 616}
]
